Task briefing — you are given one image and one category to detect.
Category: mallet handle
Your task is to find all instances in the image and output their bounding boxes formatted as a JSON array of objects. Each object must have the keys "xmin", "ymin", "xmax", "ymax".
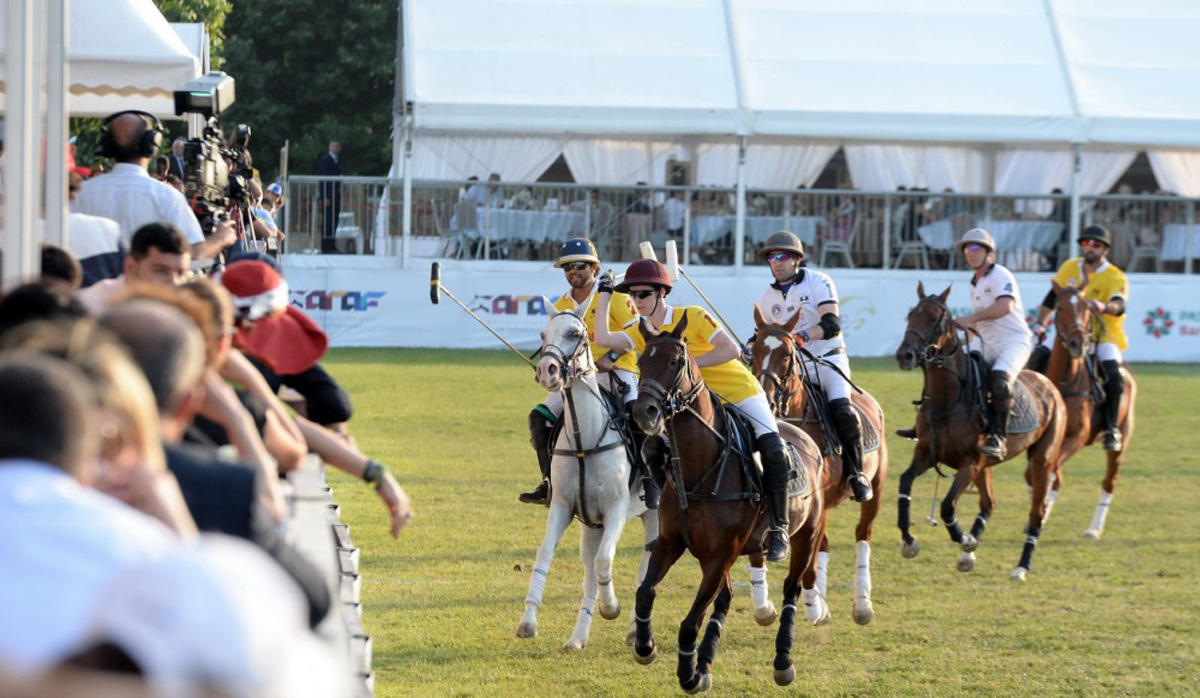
[{"xmin": 435, "ymin": 281, "xmax": 539, "ymax": 369}]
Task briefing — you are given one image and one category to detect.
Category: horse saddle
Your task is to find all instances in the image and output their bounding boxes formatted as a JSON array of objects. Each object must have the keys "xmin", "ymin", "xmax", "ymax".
[
  {"xmin": 968, "ymin": 352, "xmax": 1037, "ymax": 435},
  {"xmin": 548, "ymin": 386, "xmax": 642, "ymax": 491},
  {"xmin": 804, "ymin": 383, "xmax": 881, "ymax": 455},
  {"xmin": 715, "ymin": 394, "xmax": 808, "ymax": 498}
]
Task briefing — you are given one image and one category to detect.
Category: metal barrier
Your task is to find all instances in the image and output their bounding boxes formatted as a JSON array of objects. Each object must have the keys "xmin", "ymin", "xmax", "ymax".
[{"xmin": 283, "ymin": 175, "xmax": 1196, "ymax": 272}]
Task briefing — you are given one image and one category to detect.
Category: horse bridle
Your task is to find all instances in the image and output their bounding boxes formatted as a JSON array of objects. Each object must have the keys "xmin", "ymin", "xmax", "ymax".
[
  {"xmin": 901, "ymin": 295, "xmax": 962, "ymax": 368},
  {"xmin": 754, "ymin": 327, "xmax": 802, "ymax": 416},
  {"xmin": 1054, "ymin": 291, "xmax": 1092, "ymax": 354},
  {"xmin": 637, "ymin": 336, "xmax": 706, "ymax": 421},
  {"xmin": 540, "ymin": 311, "xmax": 594, "ymax": 386}
]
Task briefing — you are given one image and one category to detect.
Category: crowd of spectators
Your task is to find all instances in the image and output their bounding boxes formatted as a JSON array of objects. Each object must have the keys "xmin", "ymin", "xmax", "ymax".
[{"xmin": 0, "ymin": 113, "xmax": 411, "ymax": 695}]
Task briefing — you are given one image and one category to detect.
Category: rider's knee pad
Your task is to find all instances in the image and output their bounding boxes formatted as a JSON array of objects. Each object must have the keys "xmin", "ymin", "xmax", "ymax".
[
  {"xmin": 989, "ymin": 370, "xmax": 1012, "ymax": 404},
  {"xmin": 528, "ymin": 405, "xmax": 556, "ymax": 448},
  {"xmin": 829, "ymin": 397, "xmax": 859, "ymax": 435},
  {"xmin": 1101, "ymin": 360, "xmax": 1124, "ymax": 395}
]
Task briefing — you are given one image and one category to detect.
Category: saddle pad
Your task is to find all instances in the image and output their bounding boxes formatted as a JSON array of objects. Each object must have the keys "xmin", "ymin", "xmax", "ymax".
[
  {"xmin": 852, "ymin": 403, "xmax": 881, "ymax": 454},
  {"xmin": 1008, "ymin": 379, "xmax": 1039, "ymax": 435},
  {"xmin": 785, "ymin": 442, "xmax": 812, "ymax": 499}
]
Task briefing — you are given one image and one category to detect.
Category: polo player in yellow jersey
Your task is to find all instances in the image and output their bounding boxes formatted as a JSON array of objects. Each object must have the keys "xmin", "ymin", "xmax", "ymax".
[
  {"xmin": 519, "ymin": 239, "xmax": 660, "ymax": 507},
  {"xmin": 592, "ymin": 260, "xmax": 792, "ymax": 562},
  {"xmin": 1033, "ymin": 224, "xmax": 1129, "ymax": 451}
]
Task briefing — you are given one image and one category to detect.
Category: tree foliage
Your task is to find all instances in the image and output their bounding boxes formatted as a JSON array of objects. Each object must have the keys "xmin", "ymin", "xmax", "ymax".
[
  {"xmin": 156, "ymin": 0, "xmax": 233, "ymax": 68},
  {"xmin": 221, "ymin": 0, "xmax": 398, "ymax": 180}
]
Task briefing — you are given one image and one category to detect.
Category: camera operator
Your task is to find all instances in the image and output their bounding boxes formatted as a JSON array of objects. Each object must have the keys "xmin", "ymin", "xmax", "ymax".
[{"xmin": 72, "ymin": 112, "xmax": 236, "ymax": 262}]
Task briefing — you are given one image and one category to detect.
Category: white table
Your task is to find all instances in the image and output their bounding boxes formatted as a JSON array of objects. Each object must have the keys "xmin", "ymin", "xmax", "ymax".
[
  {"xmin": 690, "ymin": 215, "xmax": 824, "ymax": 246},
  {"xmin": 1161, "ymin": 224, "xmax": 1200, "ymax": 261},
  {"xmin": 917, "ymin": 219, "xmax": 1064, "ymax": 252},
  {"xmin": 479, "ymin": 208, "xmax": 587, "ymax": 244}
]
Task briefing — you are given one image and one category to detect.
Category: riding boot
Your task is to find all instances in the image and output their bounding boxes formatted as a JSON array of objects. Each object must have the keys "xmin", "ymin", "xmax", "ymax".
[
  {"xmin": 894, "ymin": 426, "xmax": 918, "ymax": 441},
  {"xmin": 519, "ymin": 406, "xmax": 555, "ymax": 505},
  {"xmin": 1101, "ymin": 360, "xmax": 1124, "ymax": 451},
  {"xmin": 626, "ymin": 404, "xmax": 660, "ymax": 510},
  {"xmin": 830, "ymin": 398, "xmax": 872, "ymax": 502},
  {"xmin": 981, "ymin": 371, "xmax": 1011, "ymax": 460},
  {"xmin": 641, "ymin": 434, "xmax": 669, "ymax": 490},
  {"xmin": 756, "ymin": 433, "xmax": 791, "ymax": 562}
]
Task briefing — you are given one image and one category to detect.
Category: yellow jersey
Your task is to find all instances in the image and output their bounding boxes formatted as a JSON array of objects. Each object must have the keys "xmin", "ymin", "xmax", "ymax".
[
  {"xmin": 621, "ymin": 304, "xmax": 763, "ymax": 403},
  {"xmin": 1052, "ymin": 258, "xmax": 1129, "ymax": 350},
  {"xmin": 553, "ymin": 290, "xmax": 640, "ymax": 374}
]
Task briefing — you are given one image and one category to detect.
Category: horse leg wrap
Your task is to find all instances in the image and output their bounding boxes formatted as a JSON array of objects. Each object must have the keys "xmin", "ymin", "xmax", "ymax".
[
  {"xmin": 970, "ymin": 512, "xmax": 990, "ymax": 540},
  {"xmin": 634, "ymin": 585, "xmax": 656, "ymax": 650},
  {"xmin": 697, "ymin": 615, "xmax": 724, "ymax": 673},
  {"xmin": 1089, "ymin": 490, "xmax": 1113, "ymax": 533},
  {"xmin": 944, "ymin": 518, "xmax": 964, "ymax": 544},
  {"xmin": 524, "ymin": 565, "xmax": 550, "ymax": 607},
  {"xmin": 1018, "ymin": 524, "xmax": 1041, "ymax": 571},
  {"xmin": 817, "ymin": 550, "xmax": 831, "ymax": 599},
  {"xmin": 748, "ymin": 564, "xmax": 769, "ymax": 609},
  {"xmin": 774, "ymin": 602, "xmax": 797, "ymax": 669},
  {"xmin": 677, "ymin": 629, "xmax": 698, "ymax": 686},
  {"xmin": 854, "ymin": 542, "xmax": 871, "ymax": 599},
  {"xmin": 897, "ymin": 472, "xmax": 917, "ymax": 538}
]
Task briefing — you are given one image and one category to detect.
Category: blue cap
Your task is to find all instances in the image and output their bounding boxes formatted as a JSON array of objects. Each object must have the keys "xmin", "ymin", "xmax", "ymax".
[
  {"xmin": 266, "ymin": 183, "xmax": 283, "ymax": 196},
  {"xmin": 554, "ymin": 238, "xmax": 599, "ymax": 268}
]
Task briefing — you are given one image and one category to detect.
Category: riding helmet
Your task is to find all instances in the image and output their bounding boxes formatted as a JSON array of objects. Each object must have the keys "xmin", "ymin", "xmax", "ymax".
[
  {"xmin": 955, "ymin": 227, "xmax": 996, "ymax": 253},
  {"xmin": 759, "ymin": 230, "xmax": 805, "ymax": 260},
  {"xmin": 554, "ymin": 238, "xmax": 599, "ymax": 268},
  {"xmin": 1077, "ymin": 224, "xmax": 1112, "ymax": 248},
  {"xmin": 615, "ymin": 259, "xmax": 672, "ymax": 294}
]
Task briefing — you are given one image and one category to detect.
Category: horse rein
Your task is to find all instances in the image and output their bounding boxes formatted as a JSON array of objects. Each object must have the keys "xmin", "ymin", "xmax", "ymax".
[
  {"xmin": 753, "ymin": 327, "xmax": 802, "ymax": 417},
  {"xmin": 901, "ymin": 295, "xmax": 962, "ymax": 368},
  {"xmin": 540, "ymin": 311, "xmax": 594, "ymax": 386},
  {"xmin": 637, "ymin": 336, "xmax": 708, "ymax": 425}
]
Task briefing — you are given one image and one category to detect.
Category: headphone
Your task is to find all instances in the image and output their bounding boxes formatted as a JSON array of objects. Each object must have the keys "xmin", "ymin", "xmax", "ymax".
[{"xmin": 99, "ymin": 110, "xmax": 165, "ymax": 160}]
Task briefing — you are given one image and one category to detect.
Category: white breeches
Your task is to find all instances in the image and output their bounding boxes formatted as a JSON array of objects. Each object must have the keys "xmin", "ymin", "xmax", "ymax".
[
  {"xmin": 801, "ymin": 352, "xmax": 852, "ymax": 402},
  {"xmin": 1096, "ymin": 342, "xmax": 1122, "ymax": 363},
  {"xmin": 974, "ymin": 338, "xmax": 1031, "ymax": 379},
  {"xmin": 732, "ymin": 393, "xmax": 779, "ymax": 438}
]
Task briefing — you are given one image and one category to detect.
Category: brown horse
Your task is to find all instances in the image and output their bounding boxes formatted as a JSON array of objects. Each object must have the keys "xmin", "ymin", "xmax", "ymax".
[
  {"xmin": 749, "ymin": 306, "xmax": 887, "ymax": 624},
  {"xmin": 629, "ymin": 314, "xmax": 826, "ymax": 691},
  {"xmin": 1042, "ymin": 282, "xmax": 1137, "ymax": 539},
  {"xmin": 894, "ymin": 283, "xmax": 1067, "ymax": 581}
]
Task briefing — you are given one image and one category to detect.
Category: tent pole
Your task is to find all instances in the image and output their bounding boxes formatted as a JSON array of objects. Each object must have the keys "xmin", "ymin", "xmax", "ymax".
[
  {"xmin": 3, "ymin": 0, "xmax": 38, "ymax": 290},
  {"xmin": 733, "ymin": 135, "xmax": 747, "ymax": 272},
  {"xmin": 402, "ymin": 125, "xmax": 413, "ymax": 267},
  {"xmin": 45, "ymin": 0, "xmax": 69, "ymax": 249},
  {"xmin": 682, "ymin": 186, "xmax": 691, "ymax": 267},
  {"xmin": 1068, "ymin": 143, "xmax": 1082, "ymax": 259}
]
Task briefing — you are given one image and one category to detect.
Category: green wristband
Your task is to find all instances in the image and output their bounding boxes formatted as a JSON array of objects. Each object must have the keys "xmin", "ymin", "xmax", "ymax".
[{"xmin": 362, "ymin": 460, "xmax": 386, "ymax": 485}]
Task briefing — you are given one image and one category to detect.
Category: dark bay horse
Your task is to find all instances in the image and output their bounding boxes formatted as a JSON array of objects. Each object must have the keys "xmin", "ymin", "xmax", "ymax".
[
  {"xmin": 1043, "ymin": 282, "xmax": 1137, "ymax": 539},
  {"xmin": 749, "ymin": 306, "xmax": 887, "ymax": 624},
  {"xmin": 629, "ymin": 314, "xmax": 826, "ymax": 691},
  {"xmin": 894, "ymin": 283, "xmax": 1067, "ymax": 581}
]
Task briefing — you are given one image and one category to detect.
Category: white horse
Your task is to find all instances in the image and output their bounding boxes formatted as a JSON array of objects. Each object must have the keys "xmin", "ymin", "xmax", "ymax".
[{"xmin": 517, "ymin": 303, "xmax": 658, "ymax": 651}]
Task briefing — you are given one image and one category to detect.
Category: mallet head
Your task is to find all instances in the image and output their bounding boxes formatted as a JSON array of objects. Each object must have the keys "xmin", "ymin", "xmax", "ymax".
[
  {"xmin": 430, "ymin": 262, "xmax": 441, "ymax": 305},
  {"xmin": 664, "ymin": 240, "xmax": 680, "ymax": 282}
]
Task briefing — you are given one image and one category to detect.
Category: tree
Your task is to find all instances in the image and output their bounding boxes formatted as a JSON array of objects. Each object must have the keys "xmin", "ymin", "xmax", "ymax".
[
  {"xmin": 220, "ymin": 0, "xmax": 398, "ymax": 180},
  {"xmin": 156, "ymin": 0, "xmax": 233, "ymax": 68}
]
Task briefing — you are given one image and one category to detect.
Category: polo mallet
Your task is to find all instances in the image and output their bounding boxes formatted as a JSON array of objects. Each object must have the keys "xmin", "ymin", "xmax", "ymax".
[
  {"xmin": 664, "ymin": 240, "xmax": 744, "ymax": 346},
  {"xmin": 430, "ymin": 262, "xmax": 538, "ymax": 369},
  {"xmin": 925, "ymin": 473, "xmax": 942, "ymax": 527}
]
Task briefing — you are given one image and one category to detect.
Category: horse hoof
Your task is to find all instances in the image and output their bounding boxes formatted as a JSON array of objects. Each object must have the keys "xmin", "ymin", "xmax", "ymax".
[
  {"xmin": 960, "ymin": 533, "xmax": 979, "ymax": 553},
  {"xmin": 682, "ymin": 672, "xmax": 711, "ymax": 694},
  {"xmin": 516, "ymin": 622, "xmax": 538, "ymax": 639},
  {"xmin": 1083, "ymin": 528, "xmax": 1102, "ymax": 540},
  {"xmin": 1011, "ymin": 567, "xmax": 1028, "ymax": 582},
  {"xmin": 901, "ymin": 539, "xmax": 920, "ymax": 559},
  {"xmin": 599, "ymin": 602, "xmax": 620, "ymax": 621},
  {"xmin": 956, "ymin": 552, "xmax": 976, "ymax": 573},
  {"xmin": 774, "ymin": 664, "xmax": 796, "ymax": 686},
  {"xmin": 562, "ymin": 638, "xmax": 586, "ymax": 652},
  {"xmin": 633, "ymin": 643, "xmax": 656, "ymax": 665},
  {"xmin": 853, "ymin": 600, "xmax": 875, "ymax": 625},
  {"xmin": 754, "ymin": 603, "xmax": 778, "ymax": 626}
]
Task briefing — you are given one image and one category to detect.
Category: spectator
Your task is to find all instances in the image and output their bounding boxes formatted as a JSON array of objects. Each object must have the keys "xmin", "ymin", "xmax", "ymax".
[
  {"xmin": 167, "ymin": 137, "xmax": 186, "ymax": 180},
  {"xmin": 0, "ymin": 353, "xmax": 174, "ymax": 672},
  {"xmin": 627, "ymin": 182, "xmax": 651, "ymax": 214},
  {"xmin": 663, "ymin": 190, "xmax": 687, "ymax": 240},
  {"xmin": 41, "ymin": 244, "xmax": 83, "ymax": 289},
  {"xmin": 65, "ymin": 171, "xmax": 124, "ymax": 287},
  {"xmin": 99, "ymin": 299, "xmax": 331, "ymax": 627},
  {"xmin": 461, "ymin": 175, "xmax": 484, "ymax": 204},
  {"xmin": 315, "ymin": 139, "xmax": 343, "ymax": 253},
  {"xmin": 72, "ymin": 111, "xmax": 234, "ymax": 260},
  {"xmin": 152, "ymin": 155, "xmax": 171, "ymax": 181},
  {"xmin": 484, "ymin": 172, "xmax": 504, "ymax": 207},
  {"xmin": 247, "ymin": 178, "xmax": 284, "ymax": 253},
  {"xmin": 0, "ymin": 278, "xmax": 88, "ymax": 336},
  {"xmin": 77, "ymin": 222, "xmax": 190, "ymax": 315}
]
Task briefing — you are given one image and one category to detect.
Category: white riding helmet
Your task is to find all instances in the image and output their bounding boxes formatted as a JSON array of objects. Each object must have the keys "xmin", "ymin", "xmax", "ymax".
[{"xmin": 955, "ymin": 228, "xmax": 996, "ymax": 254}]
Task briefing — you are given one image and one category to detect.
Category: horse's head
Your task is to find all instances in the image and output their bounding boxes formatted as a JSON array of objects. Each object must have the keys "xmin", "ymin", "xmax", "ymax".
[
  {"xmin": 750, "ymin": 305, "xmax": 803, "ymax": 415},
  {"xmin": 535, "ymin": 298, "xmax": 592, "ymax": 392},
  {"xmin": 896, "ymin": 282, "xmax": 954, "ymax": 370},
  {"xmin": 1052, "ymin": 280, "xmax": 1092, "ymax": 359},
  {"xmin": 633, "ymin": 312, "xmax": 700, "ymax": 436}
]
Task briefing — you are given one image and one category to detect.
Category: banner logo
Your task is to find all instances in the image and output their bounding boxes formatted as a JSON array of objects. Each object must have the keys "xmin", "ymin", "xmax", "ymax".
[
  {"xmin": 290, "ymin": 290, "xmax": 386, "ymax": 312},
  {"xmin": 1143, "ymin": 308, "xmax": 1174, "ymax": 339},
  {"xmin": 468, "ymin": 294, "xmax": 551, "ymax": 316}
]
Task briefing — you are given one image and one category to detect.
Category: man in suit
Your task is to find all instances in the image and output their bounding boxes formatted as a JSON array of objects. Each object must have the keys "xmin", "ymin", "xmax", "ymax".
[
  {"xmin": 315, "ymin": 140, "xmax": 343, "ymax": 253},
  {"xmin": 168, "ymin": 137, "xmax": 187, "ymax": 180}
]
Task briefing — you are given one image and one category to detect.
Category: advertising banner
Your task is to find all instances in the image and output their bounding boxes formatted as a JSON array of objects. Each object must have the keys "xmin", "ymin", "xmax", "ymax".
[{"xmin": 282, "ymin": 256, "xmax": 1200, "ymax": 362}]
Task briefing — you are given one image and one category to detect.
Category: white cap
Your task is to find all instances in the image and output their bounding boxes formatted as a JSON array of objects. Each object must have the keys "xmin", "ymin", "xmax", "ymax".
[
  {"xmin": 955, "ymin": 227, "xmax": 996, "ymax": 253},
  {"xmin": 85, "ymin": 535, "xmax": 349, "ymax": 698}
]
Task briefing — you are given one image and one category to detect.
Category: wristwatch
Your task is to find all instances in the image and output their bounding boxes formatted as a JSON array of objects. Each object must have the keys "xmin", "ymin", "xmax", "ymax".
[{"xmin": 604, "ymin": 350, "xmax": 621, "ymax": 363}]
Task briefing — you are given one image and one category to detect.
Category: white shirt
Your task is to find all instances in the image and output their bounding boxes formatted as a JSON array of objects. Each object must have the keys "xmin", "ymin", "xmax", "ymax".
[
  {"xmin": 969, "ymin": 263, "xmax": 1031, "ymax": 349},
  {"xmin": 663, "ymin": 197, "xmax": 688, "ymax": 230},
  {"xmin": 757, "ymin": 268, "xmax": 845, "ymax": 357},
  {"xmin": 72, "ymin": 162, "xmax": 204, "ymax": 248},
  {"xmin": 0, "ymin": 460, "xmax": 172, "ymax": 672}
]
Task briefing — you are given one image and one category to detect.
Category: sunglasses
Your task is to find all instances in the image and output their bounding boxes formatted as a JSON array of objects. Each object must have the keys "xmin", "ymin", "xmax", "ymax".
[
  {"xmin": 562, "ymin": 262, "xmax": 592, "ymax": 272},
  {"xmin": 963, "ymin": 244, "xmax": 986, "ymax": 253},
  {"xmin": 767, "ymin": 252, "xmax": 796, "ymax": 263},
  {"xmin": 1080, "ymin": 240, "xmax": 1107, "ymax": 249},
  {"xmin": 629, "ymin": 289, "xmax": 658, "ymax": 299}
]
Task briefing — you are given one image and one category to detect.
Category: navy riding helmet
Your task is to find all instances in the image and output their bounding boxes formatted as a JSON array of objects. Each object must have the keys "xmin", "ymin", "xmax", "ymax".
[{"xmin": 554, "ymin": 238, "xmax": 599, "ymax": 268}]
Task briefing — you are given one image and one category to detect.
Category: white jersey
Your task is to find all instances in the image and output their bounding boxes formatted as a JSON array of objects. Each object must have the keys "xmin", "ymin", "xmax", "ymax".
[
  {"xmin": 968, "ymin": 263, "xmax": 1031, "ymax": 352},
  {"xmin": 756, "ymin": 268, "xmax": 845, "ymax": 358}
]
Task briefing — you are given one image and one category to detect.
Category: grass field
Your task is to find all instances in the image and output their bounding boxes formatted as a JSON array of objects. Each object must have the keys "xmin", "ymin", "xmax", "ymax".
[{"xmin": 321, "ymin": 349, "xmax": 1200, "ymax": 697}]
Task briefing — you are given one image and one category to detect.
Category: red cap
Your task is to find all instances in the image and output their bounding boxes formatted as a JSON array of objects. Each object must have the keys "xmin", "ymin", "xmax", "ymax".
[{"xmin": 220, "ymin": 260, "xmax": 328, "ymax": 375}]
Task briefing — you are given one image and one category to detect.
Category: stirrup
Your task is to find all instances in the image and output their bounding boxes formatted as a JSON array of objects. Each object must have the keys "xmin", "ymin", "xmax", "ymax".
[
  {"xmin": 1103, "ymin": 430, "xmax": 1122, "ymax": 452},
  {"xmin": 641, "ymin": 478, "xmax": 661, "ymax": 510},
  {"xmin": 847, "ymin": 473, "xmax": 873, "ymax": 503},
  {"xmin": 980, "ymin": 434, "xmax": 1006, "ymax": 459}
]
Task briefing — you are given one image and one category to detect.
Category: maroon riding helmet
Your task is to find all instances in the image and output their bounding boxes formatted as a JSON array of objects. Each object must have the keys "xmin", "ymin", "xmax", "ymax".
[{"xmin": 614, "ymin": 259, "xmax": 673, "ymax": 294}]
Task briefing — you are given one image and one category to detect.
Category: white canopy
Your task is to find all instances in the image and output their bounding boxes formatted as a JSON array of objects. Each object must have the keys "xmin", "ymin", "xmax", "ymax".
[
  {"xmin": 404, "ymin": 0, "xmax": 1200, "ymax": 149},
  {"xmin": 0, "ymin": 0, "xmax": 200, "ymax": 117}
]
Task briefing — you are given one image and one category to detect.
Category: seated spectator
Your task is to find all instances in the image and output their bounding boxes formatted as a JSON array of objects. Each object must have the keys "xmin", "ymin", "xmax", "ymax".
[
  {"xmin": 66, "ymin": 172, "xmax": 124, "ymax": 287},
  {"xmin": 77, "ymin": 222, "xmax": 190, "ymax": 314},
  {"xmin": 41, "ymin": 244, "xmax": 83, "ymax": 290},
  {"xmin": 0, "ymin": 279, "xmax": 87, "ymax": 336},
  {"xmin": 461, "ymin": 175, "xmax": 484, "ymax": 204},
  {"xmin": 509, "ymin": 186, "xmax": 536, "ymax": 211},
  {"xmin": 0, "ymin": 353, "xmax": 174, "ymax": 672}
]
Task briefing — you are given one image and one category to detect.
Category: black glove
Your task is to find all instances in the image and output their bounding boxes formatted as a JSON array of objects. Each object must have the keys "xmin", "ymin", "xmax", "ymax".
[{"xmin": 597, "ymin": 270, "xmax": 615, "ymax": 295}]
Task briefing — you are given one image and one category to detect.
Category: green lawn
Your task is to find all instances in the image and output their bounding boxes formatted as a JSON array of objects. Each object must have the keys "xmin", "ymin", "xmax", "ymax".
[{"xmin": 322, "ymin": 350, "xmax": 1200, "ymax": 697}]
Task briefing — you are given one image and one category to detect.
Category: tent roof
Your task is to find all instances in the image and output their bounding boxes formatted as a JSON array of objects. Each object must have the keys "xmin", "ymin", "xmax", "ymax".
[
  {"xmin": 405, "ymin": 0, "xmax": 1200, "ymax": 148},
  {"xmin": 0, "ymin": 0, "xmax": 200, "ymax": 117}
]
